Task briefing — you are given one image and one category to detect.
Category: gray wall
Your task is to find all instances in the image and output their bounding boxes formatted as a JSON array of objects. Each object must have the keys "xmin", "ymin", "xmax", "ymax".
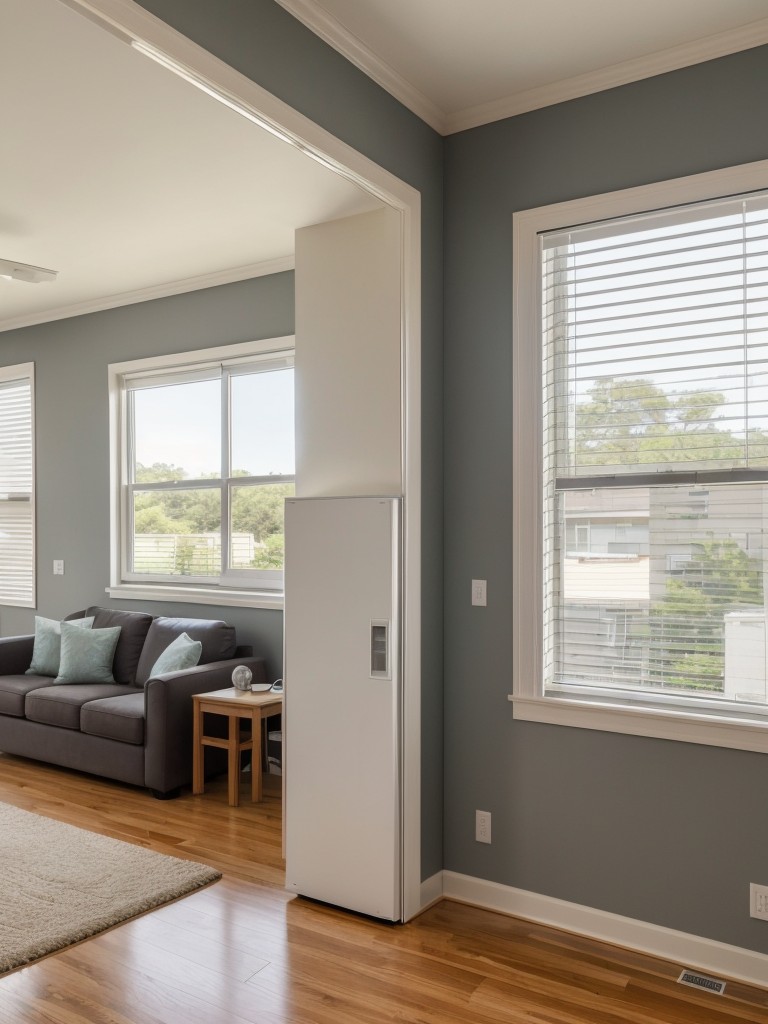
[
  {"xmin": 0, "ymin": 273, "xmax": 292, "ymax": 678},
  {"xmin": 444, "ymin": 47, "xmax": 768, "ymax": 953}
]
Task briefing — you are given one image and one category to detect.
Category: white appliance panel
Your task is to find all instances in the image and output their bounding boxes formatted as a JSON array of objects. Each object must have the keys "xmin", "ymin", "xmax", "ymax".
[{"xmin": 284, "ymin": 496, "xmax": 401, "ymax": 920}]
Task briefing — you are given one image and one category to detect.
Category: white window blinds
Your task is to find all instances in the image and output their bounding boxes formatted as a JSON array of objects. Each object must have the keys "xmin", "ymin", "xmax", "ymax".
[
  {"xmin": 540, "ymin": 194, "xmax": 768, "ymax": 712},
  {"xmin": 0, "ymin": 366, "xmax": 34, "ymax": 607},
  {"xmin": 542, "ymin": 193, "xmax": 768, "ymax": 484}
]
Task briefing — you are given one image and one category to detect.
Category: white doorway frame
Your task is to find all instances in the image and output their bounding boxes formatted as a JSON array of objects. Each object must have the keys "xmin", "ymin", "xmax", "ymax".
[{"xmin": 59, "ymin": 0, "xmax": 423, "ymax": 921}]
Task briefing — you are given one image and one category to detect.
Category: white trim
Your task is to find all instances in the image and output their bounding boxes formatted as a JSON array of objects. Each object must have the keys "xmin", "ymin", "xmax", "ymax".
[
  {"xmin": 106, "ymin": 583, "xmax": 284, "ymax": 610},
  {"xmin": 401, "ymin": 195, "xmax": 422, "ymax": 924},
  {"xmin": 419, "ymin": 871, "xmax": 444, "ymax": 912},
  {"xmin": 447, "ymin": 17, "xmax": 768, "ymax": 133},
  {"xmin": 442, "ymin": 871, "xmax": 768, "ymax": 990},
  {"xmin": 0, "ymin": 256, "xmax": 295, "ymax": 335},
  {"xmin": 512, "ymin": 158, "xmax": 768, "ymax": 753},
  {"xmin": 109, "ymin": 336, "xmax": 295, "ymax": 379},
  {"xmin": 267, "ymin": 2, "xmax": 768, "ymax": 135},
  {"xmin": 69, "ymin": 0, "xmax": 423, "ymax": 922},
  {"xmin": 510, "ymin": 695, "xmax": 768, "ymax": 754},
  {"xmin": 272, "ymin": 0, "xmax": 447, "ymax": 133}
]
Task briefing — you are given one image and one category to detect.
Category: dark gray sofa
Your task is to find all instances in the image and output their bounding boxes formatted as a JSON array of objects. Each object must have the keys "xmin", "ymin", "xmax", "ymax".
[{"xmin": 0, "ymin": 606, "xmax": 266, "ymax": 797}]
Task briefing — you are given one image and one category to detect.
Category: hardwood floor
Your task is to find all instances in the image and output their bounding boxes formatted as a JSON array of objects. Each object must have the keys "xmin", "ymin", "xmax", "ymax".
[{"xmin": 0, "ymin": 753, "xmax": 765, "ymax": 1023}]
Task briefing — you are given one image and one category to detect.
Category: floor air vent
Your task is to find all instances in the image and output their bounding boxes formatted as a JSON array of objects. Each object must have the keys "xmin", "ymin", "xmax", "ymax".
[{"xmin": 677, "ymin": 969, "xmax": 726, "ymax": 996}]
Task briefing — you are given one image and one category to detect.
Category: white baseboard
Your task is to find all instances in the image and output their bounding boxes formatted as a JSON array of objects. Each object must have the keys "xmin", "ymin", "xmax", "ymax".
[
  {"xmin": 440, "ymin": 871, "xmax": 768, "ymax": 990},
  {"xmin": 418, "ymin": 871, "xmax": 444, "ymax": 913}
]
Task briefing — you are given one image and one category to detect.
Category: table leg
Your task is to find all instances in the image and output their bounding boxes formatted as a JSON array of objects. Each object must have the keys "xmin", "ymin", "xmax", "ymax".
[
  {"xmin": 192, "ymin": 702, "xmax": 204, "ymax": 795},
  {"xmin": 252, "ymin": 709, "xmax": 262, "ymax": 802},
  {"xmin": 228, "ymin": 713, "xmax": 239, "ymax": 807}
]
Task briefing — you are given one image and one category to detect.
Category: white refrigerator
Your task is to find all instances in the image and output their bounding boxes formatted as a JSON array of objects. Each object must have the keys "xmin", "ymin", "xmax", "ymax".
[{"xmin": 283, "ymin": 495, "xmax": 401, "ymax": 921}]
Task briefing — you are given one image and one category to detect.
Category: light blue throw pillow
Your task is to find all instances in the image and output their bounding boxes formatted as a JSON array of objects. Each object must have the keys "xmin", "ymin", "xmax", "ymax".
[
  {"xmin": 54, "ymin": 621, "xmax": 122, "ymax": 685},
  {"xmin": 149, "ymin": 632, "xmax": 202, "ymax": 678},
  {"xmin": 26, "ymin": 616, "xmax": 95, "ymax": 677}
]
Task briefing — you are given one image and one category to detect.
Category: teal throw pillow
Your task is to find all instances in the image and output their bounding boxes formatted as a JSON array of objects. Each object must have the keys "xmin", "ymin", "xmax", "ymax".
[
  {"xmin": 149, "ymin": 632, "xmax": 202, "ymax": 678},
  {"xmin": 54, "ymin": 621, "xmax": 122, "ymax": 685},
  {"xmin": 26, "ymin": 616, "xmax": 95, "ymax": 677}
]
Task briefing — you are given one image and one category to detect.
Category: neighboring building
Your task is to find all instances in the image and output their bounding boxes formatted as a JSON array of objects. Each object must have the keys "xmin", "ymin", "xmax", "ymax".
[{"xmin": 561, "ymin": 484, "xmax": 768, "ymax": 693}]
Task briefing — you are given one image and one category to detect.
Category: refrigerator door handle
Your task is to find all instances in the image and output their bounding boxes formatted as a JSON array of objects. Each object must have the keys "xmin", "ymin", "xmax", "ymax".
[{"xmin": 370, "ymin": 619, "xmax": 391, "ymax": 679}]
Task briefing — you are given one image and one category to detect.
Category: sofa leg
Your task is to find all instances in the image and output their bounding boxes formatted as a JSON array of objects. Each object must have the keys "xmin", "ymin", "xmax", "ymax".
[{"xmin": 150, "ymin": 787, "xmax": 181, "ymax": 800}]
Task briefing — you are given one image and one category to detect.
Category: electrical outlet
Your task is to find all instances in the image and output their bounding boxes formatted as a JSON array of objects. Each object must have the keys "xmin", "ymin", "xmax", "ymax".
[
  {"xmin": 471, "ymin": 579, "xmax": 487, "ymax": 606},
  {"xmin": 750, "ymin": 883, "xmax": 768, "ymax": 921},
  {"xmin": 52, "ymin": 560, "xmax": 64, "ymax": 576},
  {"xmin": 475, "ymin": 810, "xmax": 491, "ymax": 844}
]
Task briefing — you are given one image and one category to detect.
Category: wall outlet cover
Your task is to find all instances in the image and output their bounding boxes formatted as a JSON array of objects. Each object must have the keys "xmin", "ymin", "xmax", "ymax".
[
  {"xmin": 750, "ymin": 882, "xmax": 768, "ymax": 920},
  {"xmin": 475, "ymin": 809, "xmax": 491, "ymax": 844}
]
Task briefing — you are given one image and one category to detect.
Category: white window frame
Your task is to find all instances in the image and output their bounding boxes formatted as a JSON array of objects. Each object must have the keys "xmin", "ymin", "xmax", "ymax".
[
  {"xmin": 108, "ymin": 337, "xmax": 294, "ymax": 610},
  {"xmin": 511, "ymin": 159, "xmax": 768, "ymax": 753},
  {"xmin": 0, "ymin": 362, "xmax": 35, "ymax": 609}
]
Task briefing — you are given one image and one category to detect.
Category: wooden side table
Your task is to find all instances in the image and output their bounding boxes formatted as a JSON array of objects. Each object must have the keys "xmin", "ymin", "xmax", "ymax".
[{"xmin": 192, "ymin": 687, "xmax": 283, "ymax": 806}]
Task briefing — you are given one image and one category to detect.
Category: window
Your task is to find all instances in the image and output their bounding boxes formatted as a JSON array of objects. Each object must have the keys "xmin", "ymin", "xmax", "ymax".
[
  {"xmin": 512, "ymin": 162, "xmax": 768, "ymax": 750},
  {"xmin": 110, "ymin": 340, "xmax": 294, "ymax": 605},
  {"xmin": 0, "ymin": 363, "xmax": 34, "ymax": 607}
]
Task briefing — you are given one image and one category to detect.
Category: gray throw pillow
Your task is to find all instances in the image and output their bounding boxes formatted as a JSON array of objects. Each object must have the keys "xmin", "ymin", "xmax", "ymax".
[
  {"xmin": 149, "ymin": 632, "xmax": 203, "ymax": 678},
  {"xmin": 54, "ymin": 621, "xmax": 122, "ymax": 685},
  {"xmin": 26, "ymin": 616, "xmax": 95, "ymax": 677}
]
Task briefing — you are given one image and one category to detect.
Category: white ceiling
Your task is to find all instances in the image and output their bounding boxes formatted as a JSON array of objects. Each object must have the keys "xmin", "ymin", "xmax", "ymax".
[
  {"xmin": 4, "ymin": 0, "xmax": 767, "ymax": 332},
  {"xmin": 0, "ymin": 0, "xmax": 382, "ymax": 332},
  {"xmin": 277, "ymin": 0, "xmax": 768, "ymax": 133}
]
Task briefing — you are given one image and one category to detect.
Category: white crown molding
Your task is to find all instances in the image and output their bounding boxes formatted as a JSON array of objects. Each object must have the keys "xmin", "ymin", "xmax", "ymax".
[
  {"xmin": 273, "ymin": 0, "xmax": 448, "ymax": 133},
  {"xmin": 447, "ymin": 16, "xmax": 768, "ymax": 133},
  {"xmin": 0, "ymin": 256, "xmax": 295, "ymax": 334},
  {"xmin": 272, "ymin": 2, "xmax": 768, "ymax": 135},
  {"xmin": 442, "ymin": 871, "xmax": 768, "ymax": 990}
]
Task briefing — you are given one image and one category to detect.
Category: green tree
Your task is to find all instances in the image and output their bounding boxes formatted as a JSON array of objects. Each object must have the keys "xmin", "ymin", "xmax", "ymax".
[
  {"xmin": 649, "ymin": 539, "xmax": 762, "ymax": 692},
  {"xmin": 133, "ymin": 505, "xmax": 189, "ymax": 535},
  {"xmin": 574, "ymin": 378, "xmax": 747, "ymax": 469},
  {"xmin": 251, "ymin": 532, "xmax": 286, "ymax": 569},
  {"xmin": 232, "ymin": 483, "xmax": 293, "ymax": 546},
  {"xmin": 134, "ymin": 462, "xmax": 187, "ymax": 483}
]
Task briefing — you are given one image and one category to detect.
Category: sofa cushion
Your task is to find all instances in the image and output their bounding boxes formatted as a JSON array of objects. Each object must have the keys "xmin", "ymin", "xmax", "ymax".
[
  {"xmin": 54, "ymin": 623, "xmax": 122, "ymax": 685},
  {"xmin": 26, "ymin": 615, "xmax": 94, "ymax": 677},
  {"xmin": 0, "ymin": 675, "xmax": 52, "ymax": 718},
  {"xmin": 25, "ymin": 684, "xmax": 137, "ymax": 730},
  {"xmin": 136, "ymin": 617, "xmax": 236, "ymax": 685},
  {"xmin": 81, "ymin": 692, "xmax": 145, "ymax": 745},
  {"xmin": 85, "ymin": 607, "xmax": 154, "ymax": 685}
]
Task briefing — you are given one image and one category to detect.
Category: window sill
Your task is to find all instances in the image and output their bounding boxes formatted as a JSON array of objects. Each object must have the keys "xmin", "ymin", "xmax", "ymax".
[
  {"xmin": 508, "ymin": 694, "xmax": 768, "ymax": 754},
  {"xmin": 106, "ymin": 583, "xmax": 284, "ymax": 611}
]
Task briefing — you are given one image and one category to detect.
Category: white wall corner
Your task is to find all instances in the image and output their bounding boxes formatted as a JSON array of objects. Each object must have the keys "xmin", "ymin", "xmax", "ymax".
[{"xmin": 441, "ymin": 871, "xmax": 768, "ymax": 990}]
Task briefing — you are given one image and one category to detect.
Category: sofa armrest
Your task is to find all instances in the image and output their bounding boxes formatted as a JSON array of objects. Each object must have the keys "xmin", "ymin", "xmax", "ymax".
[
  {"xmin": 143, "ymin": 656, "xmax": 268, "ymax": 794},
  {"xmin": 0, "ymin": 635, "xmax": 34, "ymax": 675}
]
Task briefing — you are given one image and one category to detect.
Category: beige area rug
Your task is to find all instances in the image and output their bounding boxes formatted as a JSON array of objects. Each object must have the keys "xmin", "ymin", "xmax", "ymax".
[{"xmin": 0, "ymin": 801, "xmax": 220, "ymax": 974}]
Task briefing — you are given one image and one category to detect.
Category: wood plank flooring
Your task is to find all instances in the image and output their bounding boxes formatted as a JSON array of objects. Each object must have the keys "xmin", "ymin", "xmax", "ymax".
[{"xmin": 0, "ymin": 752, "xmax": 765, "ymax": 1023}]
